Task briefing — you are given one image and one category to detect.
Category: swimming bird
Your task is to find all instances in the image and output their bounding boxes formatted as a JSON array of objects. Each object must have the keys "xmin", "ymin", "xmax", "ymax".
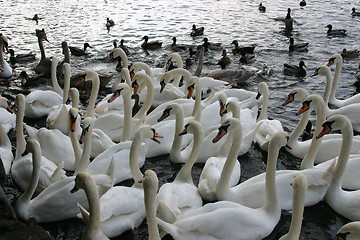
[
  {"xmin": 326, "ymin": 24, "xmax": 347, "ymax": 36},
  {"xmin": 202, "ymin": 37, "xmax": 222, "ymax": 51},
  {"xmin": 283, "ymin": 60, "xmax": 307, "ymax": 77},
  {"xmin": 299, "ymin": 0, "xmax": 306, "ymax": 7},
  {"xmin": 336, "ymin": 221, "xmax": 360, "ymax": 239},
  {"xmin": 341, "ymin": 48, "xmax": 359, "ymax": 58},
  {"xmin": 289, "ymin": 37, "xmax": 309, "ymax": 52},
  {"xmin": 259, "ymin": 3, "xmax": 266, "ymax": 12},
  {"xmin": 239, "ymin": 49, "xmax": 255, "ymax": 65},
  {"xmin": 285, "ymin": 8, "xmax": 293, "ymax": 31},
  {"xmin": 0, "ymin": 34, "xmax": 12, "ymax": 79},
  {"xmin": 171, "ymin": 37, "xmax": 187, "ymax": 52},
  {"xmin": 217, "ymin": 50, "xmax": 231, "ymax": 68},
  {"xmin": 141, "ymin": 36, "xmax": 162, "ymax": 50},
  {"xmin": 19, "ymin": 71, "xmax": 47, "ymax": 87},
  {"xmin": 231, "ymin": 40, "xmax": 255, "ymax": 55},
  {"xmin": 69, "ymin": 42, "xmax": 92, "ymax": 56},
  {"xmin": 9, "ymin": 49, "xmax": 36, "ymax": 64},
  {"xmin": 118, "ymin": 39, "xmax": 130, "ymax": 55},
  {"xmin": 106, "ymin": 17, "xmax": 115, "ymax": 32},
  {"xmin": 352, "ymin": 7, "xmax": 360, "ymax": 17},
  {"xmin": 190, "ymin": 24, "xmax": 204, "ymax": 37}
]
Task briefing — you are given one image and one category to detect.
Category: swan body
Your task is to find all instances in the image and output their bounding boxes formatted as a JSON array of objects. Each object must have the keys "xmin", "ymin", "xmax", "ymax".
[
  {"xmin": 12, "ymin": 94, "xmax": 66, "ymax": 193},
  {"xmin": 315, "ymin": 115, "xmax": 360, "ymax": 221},
  {"xmin": 279, "ymin": 173, "xmax": 307, "ymax": 240},
  {"xmin": 0, "ymin": 34, "xmax": 12, "ymax": 78},
  {"xmin": 254, "ymin": 82, "xmax": 284, "ymax": 151},
  {"xmin": 0, "ymin": 96, "xmax": 16, "ymax": 133},
  {"xmin": 0, "ymin": 122, "xmax": 13, "ymax": 174},
  {"xmin": 336, "ymin": 221, "xmax": 360, "ymax": 240},
  {"xmin": 327, "ymin": 54, "xmax": 360, "ymax": 107},
  {"xmin": 156, "ymin": 131, "xmax": 285, "ymax": 240}
]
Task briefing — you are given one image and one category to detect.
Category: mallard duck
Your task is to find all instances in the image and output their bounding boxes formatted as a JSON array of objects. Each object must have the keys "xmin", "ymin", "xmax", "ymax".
[
  {"xmin": 190, "ymin": 24, "xmax": 204, "ymax": 37},
  {"xmin": 289, "ymin": 37, "xmax": 309, "ymax": 52},
  {"xmin": 202, "ymin": 37, "xmax": 222, "ymax": 51},
  {"xmin": 258, "ymin": 3, "xmax": 266, "ymax": 12},
  {"xmin": 341, "ymin": 48, "xmax": 359, "ymax": 58},
  {"xmin": 231, "ymin": 40, "xmax": 255, "ymax": 55},
  {"xmin": 69, "ymin": 42, "xmax": 92, "ymax": 56},
  {"xmin": 9, "ymin": 49, "xmax": 36, "ymax": 65},
  {"xmin": 285, "ymin": 8, "xmax": 293, "ymax": 31},
  {"xmin": 171, "ymin": 37, "xmax": 187, "ymax": 52},
  {"xmin": 141, "ymin": 35, "xmax": 162, "ymax": 50},
  {"xmin": 326, "ymin": 24, "xmax": 347, "ymax": 36},
  {"xmin": 19, "ymin": 71, "xmax": 47, "ymax": 87},
  {"xmin": 217, "ymin": 50, "xmax": 231, "ymax": 68},
  {"xmin": 300, "ymin": 0, "xmax": 306, "ymax": 7},
  {"xmin": 239, "ymin": 49, "xmax": 255, "ymax": 65},
  {"xmin": 283, "ymin": 60, "xmax": 307, "ymax": 77},
  {"xmin": 352, "ymin": 7, "xmax": 360, "ymax": 17},
  {"xmin": 106, "ymin": 17, "xmax": 115, "ymax": 31}
]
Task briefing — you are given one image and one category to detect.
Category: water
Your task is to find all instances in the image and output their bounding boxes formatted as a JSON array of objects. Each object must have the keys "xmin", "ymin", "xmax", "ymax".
[{"xmin": 1, "ymin": 0, "xmax": 360, "ymax": 239}]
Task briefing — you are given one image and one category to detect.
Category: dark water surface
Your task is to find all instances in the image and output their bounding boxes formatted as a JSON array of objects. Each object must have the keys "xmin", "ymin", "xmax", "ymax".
[{"xmin": 1, "ymin": 0, "xmax": 360, "ymax": 239}]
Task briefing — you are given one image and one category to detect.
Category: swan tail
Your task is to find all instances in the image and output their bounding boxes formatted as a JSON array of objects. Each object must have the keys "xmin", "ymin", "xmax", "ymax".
[
  {"xmin": 77, "ymin": 203, "xmax": 90, "ymax": 226},
  {"xmin": 156, "ymin": 217, "xmax": 180, "ymax": 238},
  {"xmin": 50, "ymin": 161, "xmax": 66, "ymax": 183}
]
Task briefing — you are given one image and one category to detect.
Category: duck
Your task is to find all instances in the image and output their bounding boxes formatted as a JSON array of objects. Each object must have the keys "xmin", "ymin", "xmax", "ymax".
[
  {"xmin": 12, "ymin": 94, "xmax": 66, "ymax": 194},
  {"xmin": 190, "ymin": 24, "xmax": 204, "ymax": 37},
  {"xmin": 326, "ymin": 54, "xmax": 360, "ymax": 107},
  {"xmin": 8, "ymin": 48, "xmax": 36, "ymax": 64},
  {"xmin": 70, "ymin": 172, "xmax": 109, "ymax": 240},
  {"xmin": 0, "ymin": 121, "xmax": 13, "ymax": 175},
  {"xmin": 283, "ymin": 60, "xmax": 307, "ymax": 77},
  {"xmin": 317, "ymin": 114, "xmax": 360, "ymax": 221},
  {"xmin": 141, "ymin": 35, "xmax": 162, "ymax": 50},
  {"xmin": 156, "ymin": 131, "xmax": 285, "ymax": 240},
  {"xmin": 69, "ymin": 42, "xmax": 92, "ymax": 56},
  {"xmin": 231, "ymin": 40, "xmax": 255, "ymax": 55},
  {"xmin": 0, "ymin": 95, "xmax": 16, "ymax": 134},
  {"xmin": 15, "ymin": 136, "xmax": 114, "ymax": 223},
  {"xmin": 326, "ymin": 24, "xmax": 347, "ymax": 36},
  {"xmin": 217, "ymin": 49, "xmax": 231, "ymax": 68},
  {"xmin": 117, "ymin": 39, "xmax": 130, "ymax": 55},
  {"xmin": 34, "ymin": 28, "xmax": 51, "ymax": 77},
  {"xmin": 202, "ymin": 37, "xmax": 222, "ymax": 51},
  {"xmin": 18, "ymin": 71, "xmax": 47, "ymax": 87},
  {"xmin": 171, "ymin": 37, "xmax": 187, "ymax": 52},
  {"xmin": 341, "ymin": 48, "xmax": 359, "ymax": 58},
  {"xmin": 74, "ymin": 125, "xmax": 161, "ymax": 238},
  {"xmin": 299, "ymin": 0, "xmax": 306, "ymax": 7},
  {"xmin": 336, "ymin": 221, "xmax": 360, "ymax": 239},
  {"xmin": 351, "ymin": 7, "xmax": 360, "ymax": 17},
  {"xmin": 254, "ymin": 82, "xmax": 284, "ymax": 151},
  {"xmin": 258, "ymin": 3, "xmax": 266, "ymax": 12},
  {"xmin": 289, "ymin": 37, "xmax": 309, "ymax": 52},
  {"xmin": 156, "ymin": 120, "xmax": 203, "ymax": 223},
  {"xmin": 106, "ymin": 17, "xmax": 115, "ymax": 32},
  {"xmin": 239, "ymin": 49, "xmax": 255, "ymax": 65},
  {"xmin": 279, "ymin": 173, "xmax": 307, "ymax": 240},
  {"xmin": 285, "ymin": 8, "xmax": 293, "ymax": 31},
  {"xmin": 0, "ymin": 34, "xmax": 12, "ymax": 79},
  {"xmin": 32, "ymin": 13, "xmax": 40, "ymax": 22}
]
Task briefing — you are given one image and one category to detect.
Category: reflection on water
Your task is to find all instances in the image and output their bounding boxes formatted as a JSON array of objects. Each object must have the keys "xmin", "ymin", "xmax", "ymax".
[{"xmin": 1, "ymin": 0, "xmax": 360, "ymax": 239}]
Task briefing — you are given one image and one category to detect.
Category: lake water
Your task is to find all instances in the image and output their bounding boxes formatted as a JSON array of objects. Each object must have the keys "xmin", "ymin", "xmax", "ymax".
[{"xmin": 1, "ymin": 0, "xmax": 360, "ymax": 239}]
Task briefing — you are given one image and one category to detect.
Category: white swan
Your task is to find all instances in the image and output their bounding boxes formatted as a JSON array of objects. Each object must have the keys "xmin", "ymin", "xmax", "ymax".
[
  {"xmin": 156, "ymin": 120, "xmax": 203, "ymax": 223},
  {"xmin": 74, "ymin": 126, "xmax": 160, "ymax": 238},
  {"xmin": 279, "ymin": 173, "xmax": 307, "ymax": 240},
  {"xmin": 215, "ymin": 115, "xmax": 334, "ymax": 210},
  {"xmin": 15, "ymin": 138, "xmax": 114, "ymax": 223},
  {"xmin": 71, "ymin": 172, "xmax": 109, "ymax": 240},
  {"xmin": 336, "ymin": 221, "xmax": 360, "ymax": 240},
  {"xmin": 76, "ymin": 70, "xmax": 100, "ymax": 119},
  {"xmin": 155, "ymin": 131, "xmax": 286, "ymax": 240},
  {"xmin": 255, "ymin": 82, "xmax": 284, "ymax": 151},
  {"xmin": 0, "ymin": 34, "xmax": 12, "ymax": 78},
  {"xmin": 86, "ymin": 122, "xmax": 163, "ymax": 185},
  {"xmin": 11, "ymin": 94, "xmax": 66, "ymax": 193},
  {"xmin": 317, "ymin": 114, "xmax": 360, "ymax": 221},
  {"xmin": 0, "ymin": 96, "xmax": 16, "ymax": 133},
  {"xmin": 0, "ymin": 121, "xmax": 13, "ymax": 174},
  {"xmin": 327, "ymin": 53, "xmax": 360, "ymax": 107}
]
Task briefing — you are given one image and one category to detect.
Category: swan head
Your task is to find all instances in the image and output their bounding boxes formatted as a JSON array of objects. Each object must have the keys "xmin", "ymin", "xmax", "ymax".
[
  {"xmin": 179, "ymin": 120, "xmax": 203, "ymax": 137},
  {"xmin": 0, "ymin": 96, "xmax": 13, "ymax": 113},
  {"xmin": 218, "ymin": 92, "xmax": 228, "ymax": 116},
  {"xmin": 291, "ymin": 173, "xmax": 308, "ymax": 191},
  {"xmin": 79, "ymin": 117, "xmax": 93, "ymax": 144},
  {"xmin": 140, "ymin": 169, "xmax": 158, "ymax": 191},
  {"xmin": 75, "ymin": 70, "xmax": 99, "ymax": 86},
  {"xmin": 311, "ymin": 65, "xmax": 331, "ymax": 77},
  {"xmin": 213, "ymin": 118, "xmax": 241, "ymax": 143},
  {"xmin": 186, "ymin": 76, "xmax": 200, "ymax": 99},
  {"xmin": 69, "ymin": 108, "xmax": 79, "ymax": 132},
  {"xmin": 316, "ymin": 114, "xmax": 351, "ymax": 139},
  {"xmin": 296, "ymin": 94, "xmax": 323, "ymax": 116},
  {"xmin": 108, "ymin": 83, "xmax": 130, "ymax": 103},
  {"xmin": 157, "ymin": 103, "xmax": 182, "ymax": 122},
  {"xmin": 108, "ymin": 48, "xmax": 126, "ymax": 63},
  {"xmin": 136, "ymin": 125, "xmax": 163, "ymax": 144},
  {"xmin": 327, "ymin": 53, "xmax": 342, "ymax": 67},
  {"xmin": 256, "ymin": 82, "xmax": 268, "ymax": 100},
  {"xmin": 131, "ymin": 72, "xmax": 150, "ymax": 94},
  {"xmin": 336, "ymin": 221, "xmax": 360, "ymax": 240},
  {"xmin": 71, "ymin": 172, "xmax": 94, "ymax": 193},
  {"xmin": 283, "ymin": 88, "xmax": 309, "ymax": 106}
]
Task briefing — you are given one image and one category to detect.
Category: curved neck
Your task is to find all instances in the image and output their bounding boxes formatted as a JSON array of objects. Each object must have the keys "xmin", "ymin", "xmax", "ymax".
[
  {"xmin": 70, "ymin": 128, "xmax": 82, "ymax": 168},
  {"xmin": 288, "ymin": 111, "xmax": 310, "ymax": 145},
  {"xmin": 134, "ymin": 75, "xmax": 154, "ymax": 120},
  {"xmin": 175, "ymin": 125, "xmax": 203, "ymax": 183},
  {"xmin": 38, "ymin": 37, "xmax": 46, "ymax": 60},
  {"xmin": 167, "ymin": 69, "xmax": 192, "ymax": 90},
  {"xmin": 51, "ymin": 58, "xmax": 63, "ymax": 96},
  {"xmin": 216, "ymin": 122, "xmax": 242, "ymax": 196},
  {"xmin": 84, "ymin": 177, "xmax": 101, "ymax": 232},
  {"xmin": 170, "ymin": 106, "xmax": 185, "ymax": 163},
  {"xmin": 258, "ymin": 87, "xmax": 269, "ymax": 121},
  {"xmin": 300, "ymin": 96, "xmax": 325, "ymax": 169},
  {"xmin": 121, "ymin": 89, "xmax": 132, "ymax": 141},
  {"xmin": 322, "ymin": 67, "xmax": 333, "ymax": 105},
  {"xmin": 264, "ymin": 138, "xmax": 280, "ymax": 210},
  {"xmin": 132, "ymin": 62, "xmax": 152, "ymax": 78},
  {"xmin": 69, "ymin": 88, "xmax": 80, "ymax": 109},
  {"xmin": 15, "ymin": 95, "xmax": 26, "ymax": 160},
  {"xmin": 330, "ymin": 60, "xmax": 342, "ymax": 103},
  {"xmin": 129, "ymin": 132, "xmax": 146, "ymax": 187},
  {"xmin": 75, "ymin": 124, "xmax": 93, "ymax": 175},
  {"xmin": 191, "ymin": 80, "xmax": 202, "ymax": 121},
  {"xmin": 85, "ymin": 77, "xmax": 100, "ymax": 119}
]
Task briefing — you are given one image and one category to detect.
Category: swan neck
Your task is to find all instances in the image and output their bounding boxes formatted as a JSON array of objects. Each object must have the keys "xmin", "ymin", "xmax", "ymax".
[
  {"xmin": 322, "ymin": 69, "xmax": 333, "ymax": 105},
  {"xmin": 62, "ymin": 66, "xmax": 70, "ymax": 104},
  {"xmin": 194, "ymin": 47, "xmax": 204, "ymax": 77},
  {"xmin": 176, "ymin": 125, "xmax": 203, "ymax": 182},
  {"xmin": 286, "ymin": 182, "xmax": 306, "ymax": 239},
  {"xmin": 330, "ymin": 60, "xmax": 342, "ymax": 103},
  {"xmin": 121, "ymin": 90, "xmax": 132, "ymax": 141},
  {"xmin": 70, "ymin": 129, "xmax": 82, "ymax": 167},
  {"xmin": 85, "ymin": 77, "xmax": 100, "ymax": 119},
  {"xmin": 75, "ymin": 125, "xmax": 93, "ymax": 175},
  {"xmin": 129, "ymin": 133, "xmax": 145, "ymax": 186},
  {"xmin": 84, "ymin": 177, "xmax": 101, "ymax": 231},
  {"xmin": 15, "ymin": 96, "xmax": 26, "ymax": 160},
  {"xmin": 288, "ymin": 111, "xmax": 310, "ymax": 144},
  {"xmin": 38, "ymin": 37, "xmax": 46, "ymax": 60},
  {"xmin": 145, "ymin": 179, "xmax": 161, "ymax": 240},
  {"xmin": 135, "ymin": 76, "xmax": 154, "ymax": 120},
  {"xmin": 264, "ymin": 140, "xmax": 280, "ymax": 210},
  {"xmin": 258, "ymin": 88, "xmax": 269, "ymax": 121},
  {"xmin": 192, "ymin": 82, "xmax": 202, "ymax": 121},
  {"xmin": 170, "ymin": 107, "xmax": 185, "ymax": 162},
  {"xmin": 51, "ymin": 59, "xmax": 63, "ymax": 96}
]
